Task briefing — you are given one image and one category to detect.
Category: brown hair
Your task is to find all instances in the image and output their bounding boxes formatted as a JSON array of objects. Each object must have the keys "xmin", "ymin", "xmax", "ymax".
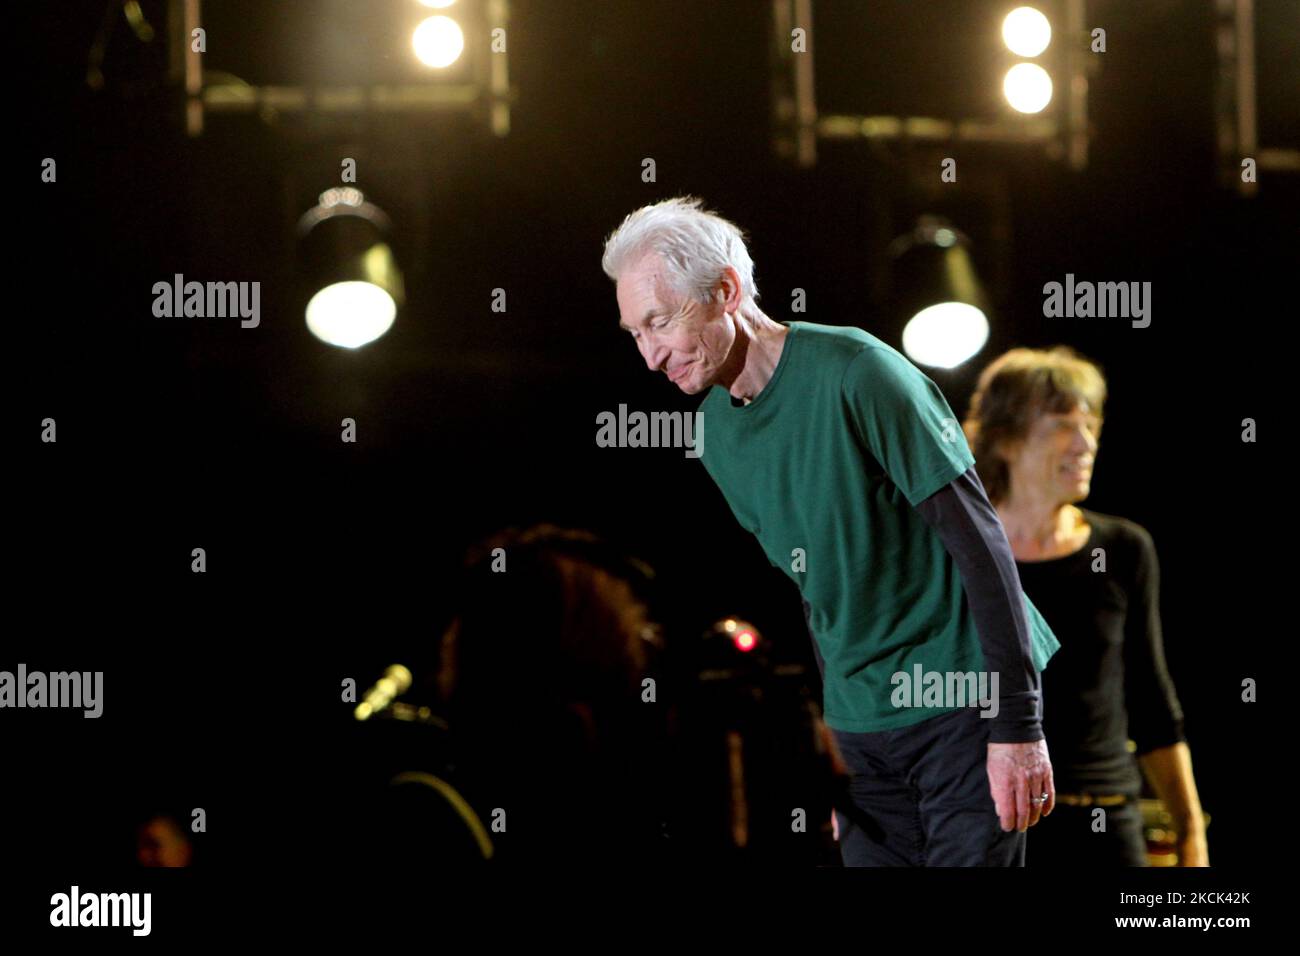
[
  {"xmin": 963, "ymin": 346, "xmax": 1107, "ymax": 505},
  {"xmin": 436, "ymin": 524, "xmax": 653, "ymax": 740}
]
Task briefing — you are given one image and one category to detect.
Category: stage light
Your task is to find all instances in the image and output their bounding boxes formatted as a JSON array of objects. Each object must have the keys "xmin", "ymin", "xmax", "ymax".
[
  {"xmin": 412, "ymin": 15, "xmax": 465, "ymax": 68},
  {"xmin": 297, "ymin": 188, "xmax": 404, "ymax": 349},
  {"xmin": 901, "ymin": 303, "xmax": 989, "ymax": 370},
  {"xmin": 711, "ymin": 617, "xmax": 763, "ymax": 654},
  {"xmin": 1003, "ymin": 62, "xmax": 1053, "ymax": 113},
  {"xmin": 890, "ymin": 218, "xmax": 990, "ymax": 369},
  {"xmin": 306, "ymin": 282, "xmax": 397, "ymax": 349},
  {"xmin": 1001, "ymin": 6, "xmax": 1052, "ymax": 57}
]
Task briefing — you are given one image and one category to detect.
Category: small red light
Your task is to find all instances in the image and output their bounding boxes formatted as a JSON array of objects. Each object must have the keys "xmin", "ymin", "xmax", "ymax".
[{"xmin": 734, "ymin": 630, "xmax": 757, "ymax": 652}]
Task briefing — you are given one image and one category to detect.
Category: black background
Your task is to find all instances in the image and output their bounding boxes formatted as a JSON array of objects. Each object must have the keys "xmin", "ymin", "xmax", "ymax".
[{"xmin": 10, "ymin": 0, "xmax": 1290, "ymax": 931}]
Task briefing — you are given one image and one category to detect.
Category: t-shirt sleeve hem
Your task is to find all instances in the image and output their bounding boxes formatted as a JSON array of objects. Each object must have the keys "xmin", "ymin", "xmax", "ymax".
[{"xmin": 904, "ymin": 453, "xmax": 976, "ymax": 508}]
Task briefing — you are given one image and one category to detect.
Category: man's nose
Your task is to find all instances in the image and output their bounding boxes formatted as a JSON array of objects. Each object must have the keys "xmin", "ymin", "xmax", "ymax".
[
  {"xmin": 1071, "ymin": 425, "xmax": 1096, "ymax": 453},
  {"xmin": 640, "ymin": 338, "xmax": 668, "ymax": 372}
]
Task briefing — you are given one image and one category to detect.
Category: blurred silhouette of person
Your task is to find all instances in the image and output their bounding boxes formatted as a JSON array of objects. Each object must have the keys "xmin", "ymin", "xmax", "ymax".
[
  {"xmin": 354, "ymin": 524, "xmax": 668, "ymax": 864},
  {"xmin": 135, "ymin": 814, "xmax": 193, "ymax": 867},
  {"xmin": 965, "ymin": 347, "xmax": 1208, "ymax": 866}
]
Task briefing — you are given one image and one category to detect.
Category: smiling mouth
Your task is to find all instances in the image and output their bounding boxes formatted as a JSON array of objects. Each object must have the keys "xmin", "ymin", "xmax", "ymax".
[{"xmin": 668, "ymin": 361, "xmax": 693, "ymax": 382}]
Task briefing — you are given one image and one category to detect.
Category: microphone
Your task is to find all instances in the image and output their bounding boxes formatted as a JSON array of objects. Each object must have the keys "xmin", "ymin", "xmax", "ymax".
[{"xmin": 353, "ymin": 664, "xmax": 413, "ymax": 721}]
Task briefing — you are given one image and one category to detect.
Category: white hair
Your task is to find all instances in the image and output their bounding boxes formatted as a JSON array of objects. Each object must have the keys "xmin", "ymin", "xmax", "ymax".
[{"xmin": 601, "ymin": 196, "xmax": 760, "ymax": 306}]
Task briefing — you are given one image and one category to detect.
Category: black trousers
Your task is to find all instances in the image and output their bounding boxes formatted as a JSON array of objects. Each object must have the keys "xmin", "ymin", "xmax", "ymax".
[
  {"xmin": 1025, "ymin": 799, "xmax": 1148, "ymax": 866},
  {"xmin": 830, "ymin": 706, "xmax": 1027, "ymax": 867}
]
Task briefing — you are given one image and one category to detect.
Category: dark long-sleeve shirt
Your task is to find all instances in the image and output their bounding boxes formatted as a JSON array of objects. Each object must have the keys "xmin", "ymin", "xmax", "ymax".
[
  {"xmin": 1015, "ymin": 509, "xmax": 1186, "ymax": 795},
  {"xmin": 914, "ymin": 466, "xmax": 1046, "ymax": 744}
]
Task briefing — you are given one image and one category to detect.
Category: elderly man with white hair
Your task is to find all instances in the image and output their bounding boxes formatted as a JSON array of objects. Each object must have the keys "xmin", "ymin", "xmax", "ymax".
[{"xmin": 602, "ymin": 196, "xmax": 1062, "ymax": 866}]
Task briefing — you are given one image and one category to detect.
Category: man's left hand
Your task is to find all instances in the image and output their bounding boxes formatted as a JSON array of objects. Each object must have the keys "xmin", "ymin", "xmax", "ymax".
[{"xmin": 987, "ymin": 740, "xmax": 1055, "ymax": 832}]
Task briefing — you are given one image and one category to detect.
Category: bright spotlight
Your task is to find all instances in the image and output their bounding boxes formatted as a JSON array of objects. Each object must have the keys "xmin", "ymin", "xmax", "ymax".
[
  {"xmin": 1002, "ymin": 7, "xmax": 1052, "ymax": 57},
  {"xmin": 412, "ymin": 15, "xmax": 465, "ymax": 68},
  {"xmin": 901, "ymin": 303, "xmax": 990, "ymax": 370},
  {"xmin": 890, "ymin": 217, "xmax": 990, "ymax": 369},
  {"xmin": 306, "ymin": 282, "xmax": 397, "ymax": 349},
  {"xmin": 297, "ymin": 189, "xmax": 404, "ymax": 349},
  {"xmin": 417, "ymin": 0, "xmax": 457, "ymax": 7},
  {"xmin": 1003, "ymin": 62, "xmax": 1053, "ymax": 113}
]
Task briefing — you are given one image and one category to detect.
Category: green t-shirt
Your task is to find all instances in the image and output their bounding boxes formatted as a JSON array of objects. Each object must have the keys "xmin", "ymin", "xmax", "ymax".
[{"xmin": 699, "ymin": 321, "xmax": 1059, "ymax": 733}]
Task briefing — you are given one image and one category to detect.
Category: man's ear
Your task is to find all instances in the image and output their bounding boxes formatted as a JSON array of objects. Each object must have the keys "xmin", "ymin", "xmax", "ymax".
[
  {"xmin": 995, "ymin": 438, "xmax": 1022, "ymax": 466},
  {"xmin": 716, "ymin": 267, "xmax": 744, "ymax": 310}
]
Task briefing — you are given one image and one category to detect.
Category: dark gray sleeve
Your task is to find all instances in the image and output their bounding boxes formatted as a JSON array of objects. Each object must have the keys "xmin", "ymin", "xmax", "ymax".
[
  {"xmin": 1122, "ymin": 525, "xmax": 1187, "ymax": 755},
  {"xmin": 913, "ymin": 465, "xmax": 1044, "ymax": 744}
]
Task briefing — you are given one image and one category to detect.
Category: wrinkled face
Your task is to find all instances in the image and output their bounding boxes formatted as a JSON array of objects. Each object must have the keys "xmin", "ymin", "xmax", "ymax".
[
  {"xmin": 616, "ymin": 253, "xmax": 735, "ymax": 395},
  {"xmin": 1003, "ymin": 403, "xmax": 1101, "ymax": 503}
]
